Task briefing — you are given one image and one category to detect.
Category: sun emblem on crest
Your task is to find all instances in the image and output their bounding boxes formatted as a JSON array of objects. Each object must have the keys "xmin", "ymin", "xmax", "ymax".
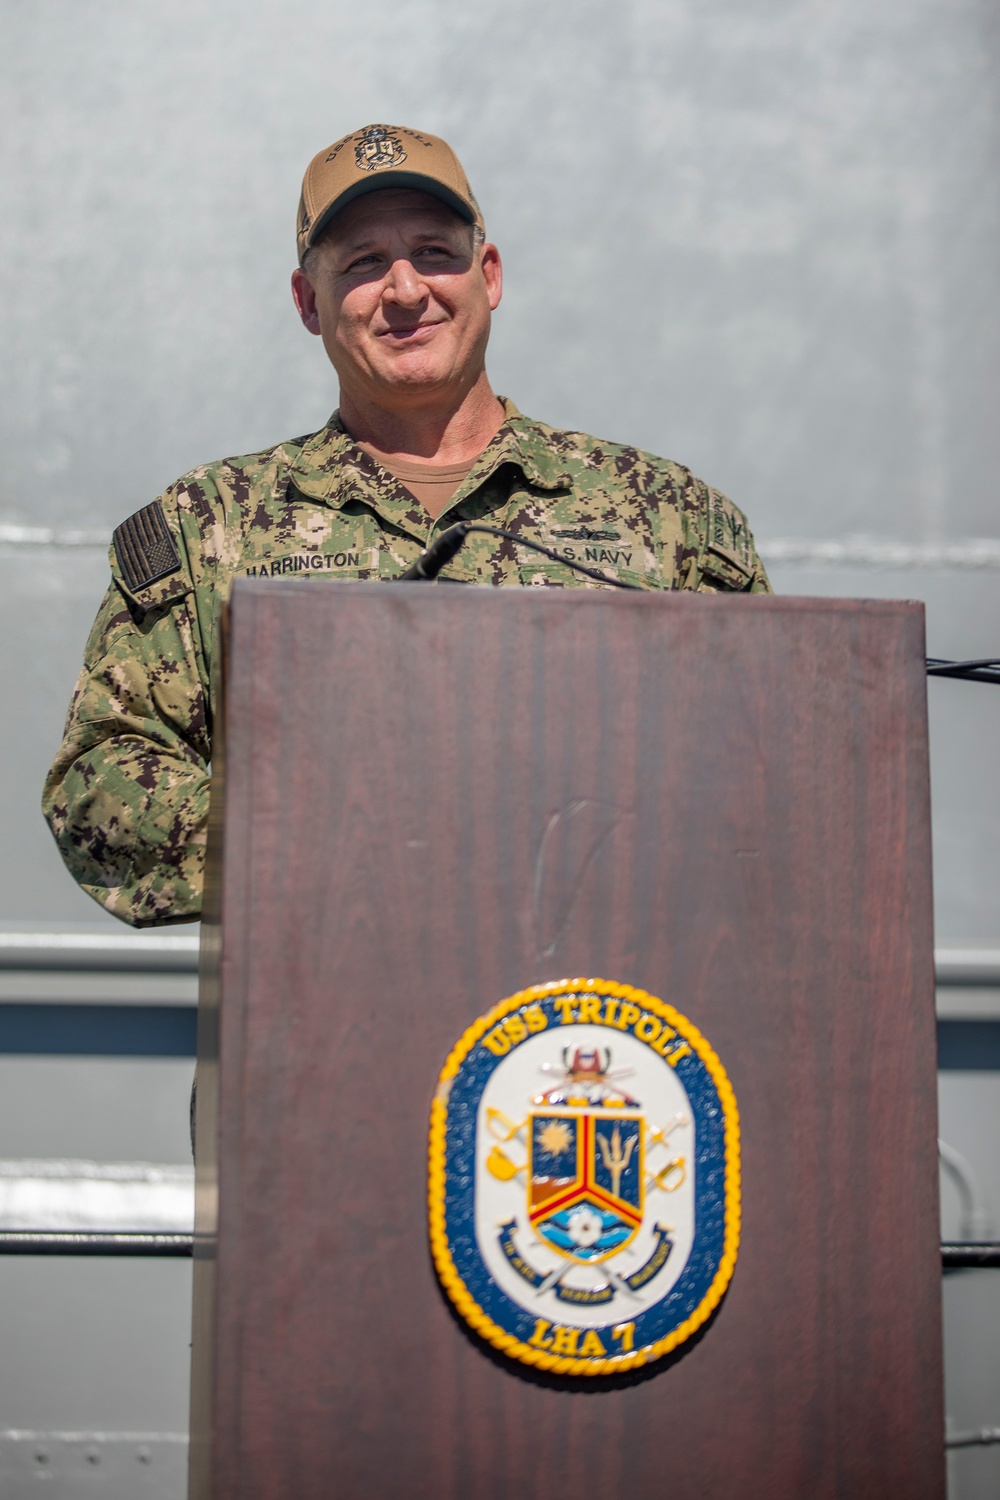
[
  {"xmin": 537, "ymin": 1120, "xmax": 572, "ymax": 1156},
  {"xmin": 355, "ymin": 124, "xmax": 408, "ymax": 173}
]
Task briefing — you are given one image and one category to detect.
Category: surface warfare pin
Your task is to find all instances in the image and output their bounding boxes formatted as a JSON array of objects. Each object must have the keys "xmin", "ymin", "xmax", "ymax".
[{"xmin": 428, "ymin": 979, "xmax": 740, "ymax": 1376}]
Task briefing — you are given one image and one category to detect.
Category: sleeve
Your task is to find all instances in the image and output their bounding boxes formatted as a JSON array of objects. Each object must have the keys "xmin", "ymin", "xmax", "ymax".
[
  {"xmin": 691, "ymin": 485, "xmax": 772, "ymax": 595},
  {"xmin": 41, "ymin": 496, "xmax": 214, "ymax": 927}
]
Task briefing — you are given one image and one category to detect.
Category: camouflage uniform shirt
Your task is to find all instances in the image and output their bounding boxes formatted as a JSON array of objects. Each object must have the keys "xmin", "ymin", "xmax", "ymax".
[{"xmin": 43, "ymin": 399, "xmax": 771, "ymax": 926}]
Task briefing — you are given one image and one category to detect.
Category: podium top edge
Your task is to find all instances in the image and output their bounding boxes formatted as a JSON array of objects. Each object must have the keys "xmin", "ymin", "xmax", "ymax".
[{"xmin": 228, "ymin": 580, "xmax": 925, "ymax": 616}]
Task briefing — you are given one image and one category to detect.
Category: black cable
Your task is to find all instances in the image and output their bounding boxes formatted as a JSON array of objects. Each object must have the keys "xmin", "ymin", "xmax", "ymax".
[
  {"xmin": 926, "ymin": 658, "xmax": 1000, "ymax": 684},
  {"xmin": 397, "ymin": 521, "xmax": 641, "ymax": 589},
  {"xmin": 398, "ymin": 532, "xmax": 1000, "ymax": 678}
]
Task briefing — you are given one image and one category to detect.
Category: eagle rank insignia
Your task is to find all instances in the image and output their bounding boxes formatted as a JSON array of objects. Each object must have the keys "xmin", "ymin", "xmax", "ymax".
[{"xmin": 428, "ymin": 978, "xmax": 740, "ymax": 1376}]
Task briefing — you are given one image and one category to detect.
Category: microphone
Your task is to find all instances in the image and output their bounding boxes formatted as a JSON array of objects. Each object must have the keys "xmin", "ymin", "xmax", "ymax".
[{"xmin": 397, "ymin": 523, "xmax": 472, "ymax": 582}]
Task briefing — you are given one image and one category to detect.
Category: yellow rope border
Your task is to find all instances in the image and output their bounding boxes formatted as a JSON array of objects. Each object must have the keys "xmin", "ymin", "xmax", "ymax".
[{"xmin": 428, "ymin": 977, "xmax": 741, "ymax": 1377}]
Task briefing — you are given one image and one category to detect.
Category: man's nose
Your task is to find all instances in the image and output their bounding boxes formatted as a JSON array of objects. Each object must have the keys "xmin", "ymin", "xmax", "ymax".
[{"xmin": 382, "ymin": 257, "xmax": 428, "ymax": 309}]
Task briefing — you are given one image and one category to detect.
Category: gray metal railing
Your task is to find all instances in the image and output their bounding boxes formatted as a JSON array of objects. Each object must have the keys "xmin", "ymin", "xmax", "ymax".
[{"xmin": 0, "ymin": 931, "xmax": 997, "ymax": 984}]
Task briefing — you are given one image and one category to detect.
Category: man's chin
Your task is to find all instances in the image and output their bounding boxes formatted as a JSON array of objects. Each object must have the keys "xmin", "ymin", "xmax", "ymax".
[{"xmin": 371, "ymin": 359, "xmax": 456, "ymax": 398}]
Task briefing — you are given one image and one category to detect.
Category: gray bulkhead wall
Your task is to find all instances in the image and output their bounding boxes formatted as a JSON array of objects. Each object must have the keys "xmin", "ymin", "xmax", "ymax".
[{"xmin": 0, "ymin": 1, "xmax": 998, "ymax": 1495}]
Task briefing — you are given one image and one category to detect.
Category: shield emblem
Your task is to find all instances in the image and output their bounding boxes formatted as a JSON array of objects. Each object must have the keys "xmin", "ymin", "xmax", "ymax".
[
  {"xmin": 528, "ymin": 1110, "xmax": 643, "ymax": 1261},
  {"xmin": 355, "ymin": 125, "xmax": 407, "ymax": 172}
]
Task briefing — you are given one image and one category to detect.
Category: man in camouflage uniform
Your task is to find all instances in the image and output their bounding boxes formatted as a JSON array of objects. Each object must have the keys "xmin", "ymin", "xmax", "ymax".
[{"xmin": 43, "ymin": 123, "xmax": 771, "ymax": 928}]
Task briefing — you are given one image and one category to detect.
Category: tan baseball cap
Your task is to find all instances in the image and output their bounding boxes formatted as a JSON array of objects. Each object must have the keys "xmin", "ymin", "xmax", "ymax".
[{"xmin": 296, "ymin": 123, "xmax": 484, "ymax": 263}]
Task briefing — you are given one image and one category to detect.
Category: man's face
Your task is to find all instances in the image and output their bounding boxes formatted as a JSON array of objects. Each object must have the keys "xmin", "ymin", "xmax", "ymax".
[{"xmin": 292, "ymin": 189, "xmax": 502, "ymax": 411}]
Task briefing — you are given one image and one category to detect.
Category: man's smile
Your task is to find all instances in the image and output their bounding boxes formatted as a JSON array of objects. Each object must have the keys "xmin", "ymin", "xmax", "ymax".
[{"xmin": 377, "ymin": 320, "xmax": 446, "ymax": 342}]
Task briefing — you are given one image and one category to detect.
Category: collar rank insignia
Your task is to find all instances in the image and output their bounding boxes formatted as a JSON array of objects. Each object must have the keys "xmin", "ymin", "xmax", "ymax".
[{"xmin": 429, "ymin": 978, "xmax": 740, "ymax": 1376}]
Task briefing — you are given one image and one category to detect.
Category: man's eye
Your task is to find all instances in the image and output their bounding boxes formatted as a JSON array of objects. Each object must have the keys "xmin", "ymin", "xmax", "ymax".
[{"xmin": 346, "ymin": 254, "xmax": 380, "ymax": 272}]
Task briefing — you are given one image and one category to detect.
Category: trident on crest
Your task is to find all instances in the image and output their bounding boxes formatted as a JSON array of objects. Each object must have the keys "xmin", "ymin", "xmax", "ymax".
[{"xmin": 597, "ymin": 1121, "xmax": 638, "ymax": 1197}]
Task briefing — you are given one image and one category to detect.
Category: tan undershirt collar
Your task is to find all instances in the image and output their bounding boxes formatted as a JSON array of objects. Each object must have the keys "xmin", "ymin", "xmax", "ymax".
[{"xmin": 356, "ymin": 441, "xmax": 478, "ymax": 519}]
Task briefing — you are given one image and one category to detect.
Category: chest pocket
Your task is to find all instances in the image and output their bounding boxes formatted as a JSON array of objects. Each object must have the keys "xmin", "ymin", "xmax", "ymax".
[
  {"xmin": 518, "ymin": 560, "xmax": 651, "ymax": 590},
  {"xmin": 517, "ymin": 535, "xmax": 660, "ymax": 591}
]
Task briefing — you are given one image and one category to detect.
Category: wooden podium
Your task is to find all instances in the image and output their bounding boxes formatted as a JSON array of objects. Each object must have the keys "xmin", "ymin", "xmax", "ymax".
[{"xmin": 190, "ymin": 584, "xmax": 944, "ymax": 1499}]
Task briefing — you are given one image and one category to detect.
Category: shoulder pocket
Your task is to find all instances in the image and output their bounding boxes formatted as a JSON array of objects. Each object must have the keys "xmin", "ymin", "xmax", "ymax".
[
  {"xmin": 112, "ymin": 501, "xmax": 193, "ymax": 620},
  {"xmin": 699, "ymin": 547, "xmax": 754, "ymax": 592},
  {"xmin": 114, "ymin": 501, "xmax": 181, "ymax": 590},
  {"xmin": 699, "ymin": 488, "xmax": 756, "ymax": 592}
]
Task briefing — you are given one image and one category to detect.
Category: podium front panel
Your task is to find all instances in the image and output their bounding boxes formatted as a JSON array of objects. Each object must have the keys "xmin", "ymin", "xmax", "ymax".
[{"xmin": 191, "ymin": 586, "xmax": 942, "ymax": 1499}]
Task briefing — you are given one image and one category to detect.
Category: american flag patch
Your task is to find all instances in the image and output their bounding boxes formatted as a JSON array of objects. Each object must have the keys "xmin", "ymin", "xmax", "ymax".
[{"xmin": 113, "ymin": 501, "xmax": 181, "ymax": 592}]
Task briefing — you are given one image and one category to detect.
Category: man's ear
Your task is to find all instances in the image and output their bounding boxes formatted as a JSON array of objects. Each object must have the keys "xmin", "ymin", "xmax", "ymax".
[
  {"xmin": 291, "ymin": 267, "xmax": 322, "ymax": 335},
  {"xmin": 480, "ymin": 243, "xmax": 503, "ymax": 312}
]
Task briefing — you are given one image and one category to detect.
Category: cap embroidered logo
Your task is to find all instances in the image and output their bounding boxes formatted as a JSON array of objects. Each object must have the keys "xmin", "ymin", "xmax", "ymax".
[{"xmin": 354, "ymin": 125, "xmax": 408, "ymax": 173}]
